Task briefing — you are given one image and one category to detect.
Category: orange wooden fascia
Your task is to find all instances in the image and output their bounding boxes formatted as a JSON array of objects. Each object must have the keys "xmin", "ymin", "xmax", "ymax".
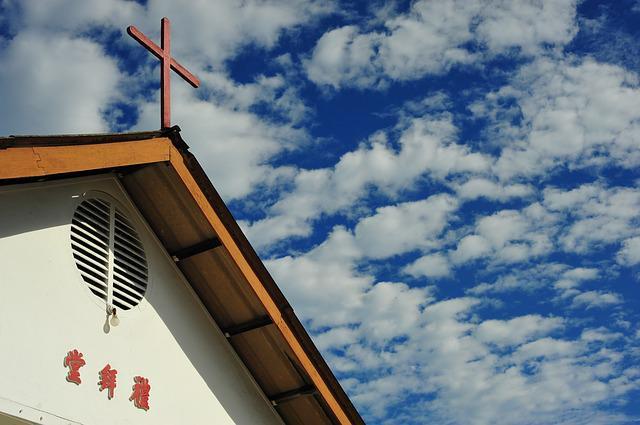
[
  {"xmin": 167, "ymin": 146, "xmax": 352, "ymax": 425},
  {"xmin": 0, "ymin": 138, "xmax": 172, "ymax": 180}
]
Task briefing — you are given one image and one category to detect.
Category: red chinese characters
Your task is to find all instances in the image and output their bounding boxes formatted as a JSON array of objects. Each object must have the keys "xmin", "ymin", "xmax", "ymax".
[
  {"xmin": 63, "ymin": 350, "xmax": 151, "ymax": 410},
  {"xmin": 98, "ymin": 364, "xmax": 118, "ymax": 399},
  {"xmin": 64, "ymin": 349, "xmax": 86, "ymax": 385},
  {"xmin": 130, "ymin": 376, "xmax": 151, "ymax": 411}
]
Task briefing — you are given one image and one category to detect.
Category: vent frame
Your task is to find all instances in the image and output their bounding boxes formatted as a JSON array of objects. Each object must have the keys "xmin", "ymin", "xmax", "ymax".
[{"xmin": 70, "ymin": 191, "xmax": 149, "ymax": 312}]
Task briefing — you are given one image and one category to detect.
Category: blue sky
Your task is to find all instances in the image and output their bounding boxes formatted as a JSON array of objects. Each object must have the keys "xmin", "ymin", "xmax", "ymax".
[{"xmin": 1, "ymin": 1, "xmax": 640, "ymax": 423}]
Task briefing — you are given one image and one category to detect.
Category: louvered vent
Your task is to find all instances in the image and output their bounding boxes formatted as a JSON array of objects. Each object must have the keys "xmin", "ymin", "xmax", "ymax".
[{"xmin": 71, "ymin": 198, "xmax": 148, "ymax": 310}]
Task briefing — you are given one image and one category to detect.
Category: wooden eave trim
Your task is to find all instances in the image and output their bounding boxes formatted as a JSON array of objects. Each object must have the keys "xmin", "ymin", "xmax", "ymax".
[
  {"xmin": 167, "ymin": 146, "xmax": 363, "ymax": 425},
  {"xmin": 0, "ymin": 138, "xmax": 173, "ymax": 180}
]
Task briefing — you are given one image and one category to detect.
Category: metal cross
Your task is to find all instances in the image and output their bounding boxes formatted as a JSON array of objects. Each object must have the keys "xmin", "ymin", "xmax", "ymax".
[{"xmin": 127, "ymin": 17, "xmax": 200, "ymax": 129}]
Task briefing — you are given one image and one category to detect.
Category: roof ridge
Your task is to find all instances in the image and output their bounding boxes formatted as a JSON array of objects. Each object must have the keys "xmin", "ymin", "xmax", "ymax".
[{"xmin": 0, "ymin": 126, "xmax": 183, "ymax": 149}]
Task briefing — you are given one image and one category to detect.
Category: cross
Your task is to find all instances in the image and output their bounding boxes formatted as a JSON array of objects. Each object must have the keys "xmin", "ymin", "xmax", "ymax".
[{"xmin": 127, "ymin": 17, "xmax": 200, "ymax": 129}]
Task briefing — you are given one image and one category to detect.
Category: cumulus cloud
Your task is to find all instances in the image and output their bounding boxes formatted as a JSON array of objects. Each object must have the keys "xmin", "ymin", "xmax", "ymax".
[
  {"xmin": 329, "ymin": 294, "xmax": 637, "ymax": 424},
  {"xmin": 0, "ymin": 31, "xmax": 119, "ymax": 135},
  {"xmin": 454, "ymin": 178, "xmax": 534, "ymax": 202},
  {"xmin": 474, "ymin": 315, "xmax": 564, "ymax": 347},
  {"xmin": 305, "ymin": 0, "xmax": 578, "ymax": 88},
  {"xmin": 571, "ymin": 291, "xmax": 622, "ymax": 309},
  {"xmin": 543, "ymin": 183, "xmax": 640, "ymax": 254},
  {"xmin": 8, "ymin": 0, "xmax": 329, "ymax": 66},
  {"xmin": 617, "ymin": 236, "xmax": 640, "ymax": 266},
  {"xmin": 353, "ymin": 194, "xmax": 458, "ymax": 259},
  {"xmin": 244, "ymin": 116, "xmax": 490, "ymax": 248},
  {"xmin": 403, "ymin": 253, "xmax": 452, "ymax": 279},
  {"xmin": 478, "ymin": 58, "xmax": 640, "ymax": 179},
  {"xmin": 265, "ymin": 222, "xmax": 640, "ymax": 422},
  {"xmin": 450, "ymin": 203, "xmax": 557, "ymax": 265},
  {"xmin": 469, "ymin": 264, "xmax": 599, "ymax": 296}
]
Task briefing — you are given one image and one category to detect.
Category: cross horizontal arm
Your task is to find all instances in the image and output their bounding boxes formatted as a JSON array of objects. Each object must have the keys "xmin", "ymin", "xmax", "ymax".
[
  {"xmin": 171, "ymin": 58, "xmax": 200, "ymax": 88},
  {"xmin": 127, "ymin": 25, "xmax": 200, "ymax": 88},
  {"xmin": 127, "ymin": 25, "xmax": 162, "ymax": 59}
]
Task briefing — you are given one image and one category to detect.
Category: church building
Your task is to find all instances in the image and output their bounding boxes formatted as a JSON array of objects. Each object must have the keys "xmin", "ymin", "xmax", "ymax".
[{"xmin": 0, "ymin": 126, "xmax": 364, "ymax": 424}]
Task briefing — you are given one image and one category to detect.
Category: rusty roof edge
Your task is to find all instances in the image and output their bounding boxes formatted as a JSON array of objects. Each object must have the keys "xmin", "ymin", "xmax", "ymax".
[
  {"xmin": 0, "ymin": 127, "xmax": 181, "ymax": 149},
  {"xmin": 169, "ymin": 140, "xmax": 365, "ymax": 424}
]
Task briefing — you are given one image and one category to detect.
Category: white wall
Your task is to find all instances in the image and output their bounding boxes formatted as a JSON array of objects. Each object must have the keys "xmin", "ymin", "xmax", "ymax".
[{"xmin": 0, "ymin": 175, "xmax": 283, "ymax": 425}]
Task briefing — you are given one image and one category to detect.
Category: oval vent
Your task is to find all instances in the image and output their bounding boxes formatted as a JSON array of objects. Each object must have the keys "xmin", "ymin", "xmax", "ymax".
[{"xmin": 70, "ymin": 197, "xmax": 148, "ymax": 310}]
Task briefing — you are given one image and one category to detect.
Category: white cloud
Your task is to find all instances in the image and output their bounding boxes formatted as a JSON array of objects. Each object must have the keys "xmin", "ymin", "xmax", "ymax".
[
  {"xmin": 482, "ymin": 58, "xmax": 640, "ymax": 179},
  {"xmin": 0, "ymin": 31, "xmax": 119, "ymax": 135},
  {"xmin": 305, "ymin": 0, "xmax": 578, "ymax": 89},
  {"xmin": 451, "ymin": 203, "xmax": 557, "ymax": 265},
  {"xmin": 474, "ymin": 315, "xmax": 564, "ymax": 347},
  {"xmin": 454, "ymin": 178, "xmax": 534, "ymax": 202},
  {"xmin": 476, "ymin": 0, "xmax": 577, "ymax": 54},
  {"xmin": 468, "ymin": 264, "xmax": 599, "ymax": 296},
  {"xmin": 404, "ymin": 253, "xmax": 452, "ymax": 279},
  {"xmin": 265, "ymin": 226, "xmax": 372, "ymax": 328},
  {"xmin": 245, "ymin": 116, "xmax": 490, "ymax": 248},
  {"xmin": 9, "ymin": 0, "xmax": 330, "ymax": 66},
  {"xmin": 544, "ymin": 184, "xmax": 640, "ymax": 253},
  {"xmin": 304, "ymin": 26, "xmax": 381, "ymax": 89},
  {"xmin": 343, "ymin": 297, "xmax": 638, "ymax": 424},
  {"xmin": 571, "ymin": 291, "xmax": 622, "ymax": 309},
  {"xmin": 264, "ymin": 217, "xmax": 438, "ymax": 331},
  {"xmin": 353, "ymin": 194, "xmax": 458, "ymax": 259},
  {"xmin": 6, "ymin": 0, "xmax": 142, "ymax": 34},
  {"xmin": 617, "ymin": 236, "xmax": 640, "ymax": 266}
]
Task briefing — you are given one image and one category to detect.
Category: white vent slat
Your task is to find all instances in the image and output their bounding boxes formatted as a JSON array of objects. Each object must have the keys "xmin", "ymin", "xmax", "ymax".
[
  {"xmin": 76, "ymin": 262, "xmax": 108, "ymax": 285},
  {"xmin": 75, "ymin": 208, "xmax": 110, "ymax": 234},
  {"xmin": 116, "ymin": 250, "xmax": 147, "ymax": 279},
  {"xmin": 112, "ymin": 264, "xmax": 147, "ymax": 288},
  {"xmin": 78, "ymin": 200, "xmax": 109, "ymax": 221},
  {"xmin": 113, "ymin": 259, "xmax": 147, "ymax": 288},
  {"xmin": 71, "ymin": 232, "xmax": 109, "ymax": 257},
  {"xmin": 114, "ymin": 239, "xmax": 146, "ymax": 261},
  {"xmin": 90, "ymin": 198, "xmax": 111, "ymax": 211},
  {"xmin": 114, "ymin": 213, "xmax": 137, "ymax": 234},
  {"xmin": 79, "ymin": 199, "xmax": 110, "ymax": 220},
  {"xmin": 112, "ymin": 298, "xmax": 136, "ymax": 311},
  {"xmin": 112, "ymin": 285, "xmax": 143, "ymax": 305},
  {"xmin": 113, "ymin": 268, "xmax": 147, "ymax": 293},
  {"xmin": 114, "ymin": 235, "xmax": 145, "ymax": 259},
  {"xmin": 114, "ymin": 244, "xmax": 147, "ymax": 270},
  {"xmin": 114, "ymin": 231, "xmax": 144, "ymax": 255},
  {"xmin": 81, "ymin": 275, "xmax": 108, "ymax": 298},
  {"xmin": 78, "ymin": 269, "xmax": 108, "ymax": 287},
  {"xmin": 112, "ymin": 278, "xmax": 145, "ymax": 298},
  {"xmin": 72, "ymin": 198, "xmax": 148, "ymax": 311},
  {"xmin": 70, "ymin": 233, "xmax": 109, "ymax": 260},
  {"xmin": 72, "ymin": 248, "xmax": 109, "ymax": 273},
  {"xmin": 71, "ymin": 222, "xmax": 109, "ymax": 249},
  {"xmin": 76, "ymin": 267, "xmax": 108, "ymax": 299}
]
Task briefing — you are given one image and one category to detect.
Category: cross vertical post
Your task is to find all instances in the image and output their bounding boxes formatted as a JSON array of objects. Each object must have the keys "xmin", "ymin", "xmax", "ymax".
[
  {"xmin": 127, "ymin": 17, "xmax": 200, "ymax": 129},
  {"xmin": 161, "ymin": 17, "xmax": 170, "ymax": 129}
]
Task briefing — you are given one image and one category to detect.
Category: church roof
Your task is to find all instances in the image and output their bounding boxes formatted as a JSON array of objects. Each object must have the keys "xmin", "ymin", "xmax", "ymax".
[{"xmin": 0, "ymin": 127, "xmax": 364, "ymax": 425}]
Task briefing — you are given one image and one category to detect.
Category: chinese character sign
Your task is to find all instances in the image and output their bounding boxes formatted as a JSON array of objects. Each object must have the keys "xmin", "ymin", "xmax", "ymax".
[
  {"xmin": 64, "ymin": 349, "xmax": 86, "ymax": 385},
  {"xmin": 63, "ymin": 349, "xmax": 150, "ymax": 411},
  {"xmin": 130, "ymin": 376, "xmax": 151, "ymax": 411},
  {"xmin": 99, "ymin": 364, "xmax": 118, "ymax": 399}
]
